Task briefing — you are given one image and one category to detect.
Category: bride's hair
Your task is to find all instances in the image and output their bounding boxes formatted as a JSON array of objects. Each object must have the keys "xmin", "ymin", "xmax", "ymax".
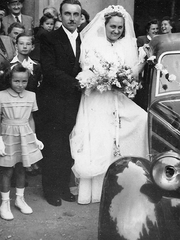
[{"xmin": 104, "ymin": 12, "xmax": 125, "ymax": 38}]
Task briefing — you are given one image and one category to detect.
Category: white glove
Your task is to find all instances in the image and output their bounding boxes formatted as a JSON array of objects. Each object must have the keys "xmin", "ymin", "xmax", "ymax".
[
  {"xmin": 0, "ymin": 136, "xmax": 6, "ymax": 156},
  {"xmin": 34, "ymin": 134, "xmax": 44, "ymax": 150}
]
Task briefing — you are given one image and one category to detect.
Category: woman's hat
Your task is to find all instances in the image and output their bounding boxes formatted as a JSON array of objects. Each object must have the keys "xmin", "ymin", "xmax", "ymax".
[{"xmin": 6, "ymin": 0, "xmax": 24, "ymax": 4}]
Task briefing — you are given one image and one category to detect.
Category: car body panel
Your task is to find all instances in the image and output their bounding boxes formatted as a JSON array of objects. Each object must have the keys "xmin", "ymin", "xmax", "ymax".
[
  {"xmin": 98, "ymin": 33, "xmax": 180, "ymax": 240},
  {"xmin": 98, "ymin": 157, "xmax": 180, "ymax": 240}
]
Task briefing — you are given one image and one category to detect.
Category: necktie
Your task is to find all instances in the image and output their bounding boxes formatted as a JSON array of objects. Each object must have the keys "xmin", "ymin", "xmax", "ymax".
[{"xmin": 15, "ymin": 16, "xmax": 20, "ymax": 23}]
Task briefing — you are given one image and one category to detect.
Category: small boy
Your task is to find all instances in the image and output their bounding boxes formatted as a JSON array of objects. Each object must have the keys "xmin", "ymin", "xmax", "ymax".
[{"xmin": 10, "ymin": 32, "xmax": 42, "ymax": 93}]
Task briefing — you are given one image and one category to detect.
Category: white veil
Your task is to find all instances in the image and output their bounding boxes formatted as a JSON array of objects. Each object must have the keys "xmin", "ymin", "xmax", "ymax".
[{"xmin": 80, "ymin": 5, "xmax": 138, "ymax": 68}]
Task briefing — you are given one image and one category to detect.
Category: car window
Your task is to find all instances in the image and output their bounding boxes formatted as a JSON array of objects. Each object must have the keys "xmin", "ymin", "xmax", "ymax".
[{"xmin": 156, "ymin": 52, "xmax": 180, "ymax": 96}]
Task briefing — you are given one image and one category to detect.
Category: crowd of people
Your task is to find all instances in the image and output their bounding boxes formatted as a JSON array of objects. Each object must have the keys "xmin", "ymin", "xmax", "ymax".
[{"xmin": 0, "ymin": 0, "xmax": 176, "ymax": 222}]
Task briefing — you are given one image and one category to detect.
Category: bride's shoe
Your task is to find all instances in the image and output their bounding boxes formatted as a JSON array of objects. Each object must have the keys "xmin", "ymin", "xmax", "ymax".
[{"xmin": 78, "ymin": 178, "xmax": 91, "ymax": 204}]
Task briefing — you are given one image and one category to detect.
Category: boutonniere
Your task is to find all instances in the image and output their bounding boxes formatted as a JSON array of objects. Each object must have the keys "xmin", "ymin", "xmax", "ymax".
[{"xmin": 21, "ymin": 61, "xmax": 33, "ymax": 74}]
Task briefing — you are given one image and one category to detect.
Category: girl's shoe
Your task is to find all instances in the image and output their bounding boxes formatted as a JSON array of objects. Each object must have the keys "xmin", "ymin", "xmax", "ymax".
[
  {"xmin": 0, "ymin": 199, "xmax": 14, "ymax": 220},
  {"xmin": 15, "ymin": 196, "xmax": 33, "ymax": 214}
]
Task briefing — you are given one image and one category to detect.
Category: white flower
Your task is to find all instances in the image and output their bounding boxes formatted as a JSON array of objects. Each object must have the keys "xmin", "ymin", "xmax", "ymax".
[
  {"xmin": 162, "ymin": 68, "xmax": 168, "ymax": 75},
  {"xmin": 168, "ymin": 74, "xmax": 177, "ymax": 82},
  {"xmin": 147, "ymin": 55, "xmax": 156, "ymax": 62},
  {"xmin": 77, "ymin": 50, "xmax": 140, "ymax": 98},
  {"xmin": 21, "ymin": 60, "xmax": 33, "ymax": 74},
  {"xmin": 155, "ymin": 63, "xmax": 163, "ymax": 71},
  {"xmin": 104, "ymin": 5, "xmax": 126, "ymax": 18}
]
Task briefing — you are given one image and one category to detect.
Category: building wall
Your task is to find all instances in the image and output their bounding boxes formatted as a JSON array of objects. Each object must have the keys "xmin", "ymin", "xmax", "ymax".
[{"xmin": 23, "ymin": 0, "xmax": 135, "ymax": 27}]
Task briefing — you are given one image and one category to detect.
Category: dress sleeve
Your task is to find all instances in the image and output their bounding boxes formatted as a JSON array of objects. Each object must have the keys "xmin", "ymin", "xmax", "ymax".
[{"xmin": 32, "ymin": 93, "xmax": 38, "ymax": 112}]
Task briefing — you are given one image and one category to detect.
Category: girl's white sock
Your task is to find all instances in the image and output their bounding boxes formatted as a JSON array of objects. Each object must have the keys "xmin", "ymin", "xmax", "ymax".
[
  {"xmin": 16, "ymin": 188, "xmax": 25, "ymax": 197},
  {"xmin": 1, "ymin": 191, "xmax": 10, "ymax": 200}
]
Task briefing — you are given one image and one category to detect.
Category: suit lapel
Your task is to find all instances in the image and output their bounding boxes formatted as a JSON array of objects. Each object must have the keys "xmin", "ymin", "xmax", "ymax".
[
  {"xmin": 58, "ymin": 27, "xmax": 75, "ymax": 60},
  {"xmin": 56, "ymin": 27, "xmax": 81, "ymax": 77},
  {"xmin": 21, "ymin": 14, "xmax": 27, "ymax": 25},
  {"xmin": 8, "ymin": 15, "xmax": 15, "ymax": 25}
]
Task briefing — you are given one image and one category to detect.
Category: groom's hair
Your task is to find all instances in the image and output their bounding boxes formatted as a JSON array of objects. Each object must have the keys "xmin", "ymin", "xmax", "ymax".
[{"xmin": 60, "ymin": 0, "xmax": 82, "ymax": 14}]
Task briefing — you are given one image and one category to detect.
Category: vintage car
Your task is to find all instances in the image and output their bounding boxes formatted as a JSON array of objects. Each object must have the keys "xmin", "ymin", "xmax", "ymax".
[{"xmin": 98, "ymin": 33, "xmax": 180, "ymax": 240}]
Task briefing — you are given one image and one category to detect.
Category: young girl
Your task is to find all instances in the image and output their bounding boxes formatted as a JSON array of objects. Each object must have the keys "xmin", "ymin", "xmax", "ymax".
[
  {"xmin": 39, "ymin": 12, "xmax": 55, "ymax": 32},
  {"xmin": 0, "ymin": 63, "xmax": 43, "ymax": 220},
  {"xmin": 10, "ymin": 32, "xmax": 43, "ymax": 176},
  {"xmin": 30, "ymin": 13, "xmax": 55, "ymax": 62}
]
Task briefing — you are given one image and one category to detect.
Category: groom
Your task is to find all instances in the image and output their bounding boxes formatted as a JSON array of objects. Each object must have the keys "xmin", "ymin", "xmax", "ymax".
[{"xmin": 38, "ymin": 0, "xmax": 82, "ymax": 206}]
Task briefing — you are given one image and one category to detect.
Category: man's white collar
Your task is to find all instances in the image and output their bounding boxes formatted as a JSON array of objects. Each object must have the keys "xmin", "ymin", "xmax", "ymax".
[
  {"xmin": 12, "ymin": 13, "xmax": 22, "ymax": 20},
  {"xmin": 62, "ymin": 25, "xmax": 78, "ymax": 39}
]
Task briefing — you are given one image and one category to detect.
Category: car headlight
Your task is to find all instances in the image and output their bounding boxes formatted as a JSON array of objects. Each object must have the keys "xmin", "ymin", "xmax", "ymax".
[{"xmin": 151, "ymin": 151, "xmax": 180, "ymax": 191}]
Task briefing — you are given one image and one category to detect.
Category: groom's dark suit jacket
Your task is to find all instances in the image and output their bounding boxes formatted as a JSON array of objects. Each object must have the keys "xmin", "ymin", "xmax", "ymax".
[{"xmin": 38, "ymin": 26, "xmax": 81, "ymax": 193}]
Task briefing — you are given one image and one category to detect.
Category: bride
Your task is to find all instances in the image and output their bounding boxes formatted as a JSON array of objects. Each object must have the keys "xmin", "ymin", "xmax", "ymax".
[{"xmin": 70, "ymin": 5, "xmax": 149, "ymax": 204}]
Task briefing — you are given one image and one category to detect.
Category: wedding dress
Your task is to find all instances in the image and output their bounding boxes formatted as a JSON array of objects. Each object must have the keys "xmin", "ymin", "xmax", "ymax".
[{"xmin": 70, "ymin": 6, "xmax": 149, "ymax": 204}]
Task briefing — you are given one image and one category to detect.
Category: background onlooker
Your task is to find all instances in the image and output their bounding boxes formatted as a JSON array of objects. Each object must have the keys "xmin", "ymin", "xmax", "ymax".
[
  {"xmin": 2, "ymin": 0, "xmax": 33, "ymax": 35},
  {"xmin": 137, "ymin": 19, "xmax": 159, "ymax": 47},
  {"xmin": 161, "ymin": 16, "xmax": 174, "ymax": 34},
  {"xmin": 135, "ymin": 19, "xmax": 159, "ymax": 111},
  {"xmin": 0, "ymin": 18, "xmax": 5, "ymax": 35},
  {"xmin": 10, "ymin": 32, "xmax": 42, "ymax": 93},
  {"xmin": 39, "ymin": 12, "xmax": 55, "ymax": 33},
  {"xmin": 33, "ymin": 5, "xmax": 59, "ymax": 36},
  {"xmin": 30, "ymin": 13, "xmax": 55, "ymax": 63},
  {"xmin": 0, "ymin": 5, "xmax": 6, "ymax": 20},
  {"xmin": 7, "ymin": 22, "xmax": 25, "ymax": 47},
  {"xmin": 54, "ymin": 19, "xmax": 62, "ymax": 30},
  {"xmin": 78, "ymin": 8, "xmax": 90, "ymax": 32},
  {"xmin": 43, "ymin": 5, "xmax": 59, "ymax": 20},
  {"xmin": 0, "ymin": 34, "xmax": 15, "ymax": 90}
]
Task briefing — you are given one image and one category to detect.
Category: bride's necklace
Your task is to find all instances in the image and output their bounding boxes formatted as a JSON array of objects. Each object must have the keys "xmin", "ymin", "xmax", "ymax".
[{"xmin": 107, "ymin": 38, "xmax": 116, "ymax": 46}]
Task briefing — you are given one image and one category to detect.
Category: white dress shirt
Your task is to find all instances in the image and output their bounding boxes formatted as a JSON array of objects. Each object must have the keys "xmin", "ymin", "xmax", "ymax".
[
  {"xmin": 12, "ymin": 14, "xmax": 22, "ymax": 23},
  {"xmin": 62, "ymin": 25, "xmax": 78, "ymax": 56},
  {"xmin": 11, "ymin": 55, "xmax": 37, "ymax": 74}
]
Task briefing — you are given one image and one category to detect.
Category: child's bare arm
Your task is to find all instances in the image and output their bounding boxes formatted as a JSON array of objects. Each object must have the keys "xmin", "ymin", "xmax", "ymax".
[
  {"xmin": 29, "ymin": 113, "xmax": 35, "ymax": 133},
  {"xmin": 0, "ymin": 122, "xmax": 6, "ymax": 156},
  {"xmin": 29, "ymin": 113, "xmax": 44, "ymax": 150}
]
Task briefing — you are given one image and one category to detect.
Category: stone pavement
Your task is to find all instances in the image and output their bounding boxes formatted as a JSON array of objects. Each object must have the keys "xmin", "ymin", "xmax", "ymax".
[{"xmin": 0, "ymin": 175, "xmax": 99, "ymax": 240}]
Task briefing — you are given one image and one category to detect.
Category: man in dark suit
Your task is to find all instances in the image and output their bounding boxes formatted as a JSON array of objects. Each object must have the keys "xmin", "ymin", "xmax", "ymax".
[
  {"xmin": 2, "ymin": 0, "xmax": 33, "ymax": 35},
  {"xmin": 0, "ymin": 34, "xmax": 15, "ymax": 90},
  {"xmin": 137, "ymin": 19, "xmax": 159, "ymax": 48},
  {"xmin": 134, "ymin": 19, "xmax": 159, "ymax": 111},
  {"xmin": 38, "ymin": 0, "xmax": 82, "ymax": 206}
]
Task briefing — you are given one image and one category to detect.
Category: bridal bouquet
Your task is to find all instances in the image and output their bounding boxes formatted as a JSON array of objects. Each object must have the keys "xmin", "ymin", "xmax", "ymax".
[{"xmin": 77, "ymin": 53, "xmax": 141, "ymax": 98}]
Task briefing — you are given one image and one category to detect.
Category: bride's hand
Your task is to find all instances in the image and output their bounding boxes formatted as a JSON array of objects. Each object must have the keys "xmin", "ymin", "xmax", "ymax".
[
  {"xmin": 143, "ymin": 44, "xmax": 153, "ymax": 59},
  {"xmin": 131, "ymin": 65, "xmax": 140, "ymax": 80}
]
